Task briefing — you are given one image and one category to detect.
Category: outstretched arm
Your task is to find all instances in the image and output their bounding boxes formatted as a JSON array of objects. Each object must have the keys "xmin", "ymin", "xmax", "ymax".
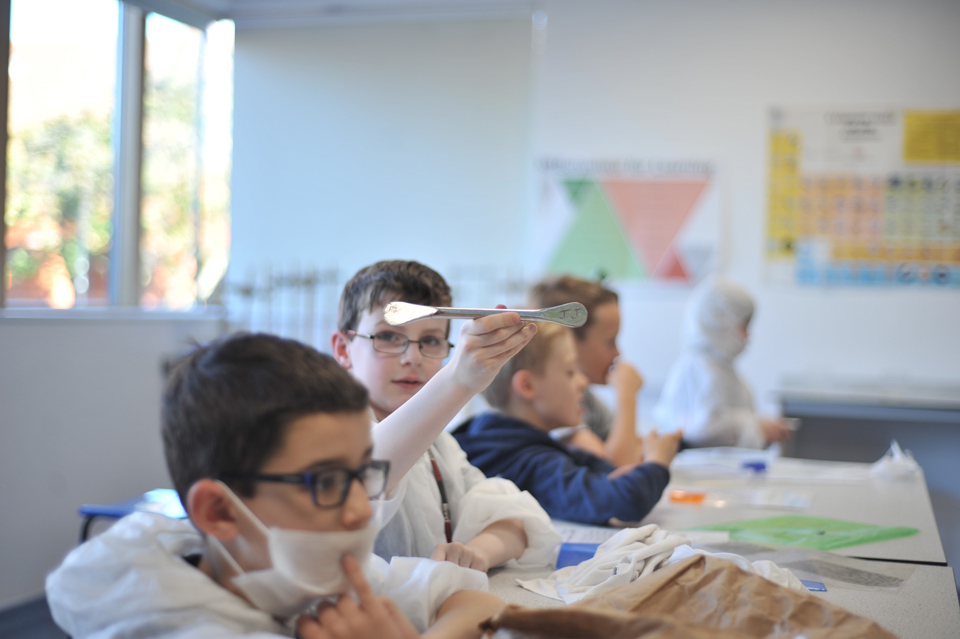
[
  {"xmin": 509, "ymin": 441, "xmax": 677, "ymax": 525},
  {"xmin": 376, "ymin": 312, "xmax": 537, "ymax": 491}
]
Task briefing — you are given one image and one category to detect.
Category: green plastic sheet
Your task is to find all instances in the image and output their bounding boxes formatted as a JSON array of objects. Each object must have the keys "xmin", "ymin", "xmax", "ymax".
[{"xmin": 690, "ymin": 515, "xmax": 919, "ymax": 551}]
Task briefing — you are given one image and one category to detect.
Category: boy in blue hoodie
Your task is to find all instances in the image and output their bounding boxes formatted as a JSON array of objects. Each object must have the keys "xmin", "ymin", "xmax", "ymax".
[{"xmin": 454, "ymin": 323, "xmax": 682, "ymax": 526}]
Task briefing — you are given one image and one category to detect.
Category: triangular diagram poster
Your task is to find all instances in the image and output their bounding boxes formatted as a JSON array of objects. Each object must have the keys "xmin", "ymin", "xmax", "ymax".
[{"xmin": 536, "ymin": 160, "xmax": 720, "ymax": 283}]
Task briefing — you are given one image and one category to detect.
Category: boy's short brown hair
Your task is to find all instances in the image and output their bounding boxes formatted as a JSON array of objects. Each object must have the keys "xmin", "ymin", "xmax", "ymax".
[
  {"xmin": 528, "ymin": 275, "xmax": 618, "ymax": 340},
  {"xmin": 162, "ymin": 333, "xmax": 369, "ymax": 507},
  {"xmin": 483, "ymin": 323, "xmax": 570, "ymax": 410},
  {"xmin": 338, "ymin": 260, "xmax": 453, "ymax": 334}
]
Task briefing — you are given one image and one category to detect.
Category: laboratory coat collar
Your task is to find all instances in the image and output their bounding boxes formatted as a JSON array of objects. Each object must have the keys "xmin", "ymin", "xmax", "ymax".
[{"xmin": 45, "ymin": 512, "xmax": 288, "ymax": 639}]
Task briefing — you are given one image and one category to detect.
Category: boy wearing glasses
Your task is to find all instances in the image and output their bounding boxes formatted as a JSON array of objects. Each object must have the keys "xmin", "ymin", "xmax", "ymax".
[
  {"xmin": 46, "ymin": 333, "xmax": 517, "ymax": 639},
  {"xmin": 332, "ymin": 261, "xmax": 560, "ymax": 572}
]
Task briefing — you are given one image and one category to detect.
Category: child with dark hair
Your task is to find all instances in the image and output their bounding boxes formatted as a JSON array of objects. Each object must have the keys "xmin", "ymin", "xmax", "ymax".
[
  {"xmin": 332, "ymin": 260, "xmax": 560, "ymax": 571},
  {"xmin": 454, "ymin": 324, "xmax": 682, "ymax": 526},
  {"xmin": 46, "ymin": 327, "xmax": 532, "ymax": 639},
  {"xmin": 528, "ymin": 275, "xmax": 645, "ymax": 467}
]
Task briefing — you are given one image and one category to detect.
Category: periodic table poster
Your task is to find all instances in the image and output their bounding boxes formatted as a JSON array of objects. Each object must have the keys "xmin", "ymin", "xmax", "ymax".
[{"xmin": 766, "ymin": 107, "xmax": 960, "ymax": 287}]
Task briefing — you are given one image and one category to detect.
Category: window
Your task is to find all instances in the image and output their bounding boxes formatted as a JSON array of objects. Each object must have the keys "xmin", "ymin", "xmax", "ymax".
[
  {"xmin": 3, "ymin": 0, "xmax": 232, "ymax": 310},
  {"xmin": 5, "ymin": 0, "xmax": 118, "ymax": 308}
]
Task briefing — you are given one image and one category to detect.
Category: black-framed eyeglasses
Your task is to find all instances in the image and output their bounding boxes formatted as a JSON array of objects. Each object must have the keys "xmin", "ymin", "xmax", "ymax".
[
  {"xmin": 348, "ymin": 330, "xmax": 453, "ymax": 359},
  {"xmin": 222, "ymin": 459, "xmax": 390, "ymax": 508}
]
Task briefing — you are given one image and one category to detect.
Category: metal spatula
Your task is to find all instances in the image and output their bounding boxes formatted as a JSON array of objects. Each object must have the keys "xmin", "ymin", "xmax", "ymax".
[{"xmin": 383, "ymin": 301, "xmax": 588, "ymax": 328}]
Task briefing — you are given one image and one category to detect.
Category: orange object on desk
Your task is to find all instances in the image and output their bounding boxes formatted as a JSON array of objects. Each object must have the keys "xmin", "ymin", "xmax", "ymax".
[{"xmin": 669, "ymin": 489, "xmax": 705, "ymax": 504}]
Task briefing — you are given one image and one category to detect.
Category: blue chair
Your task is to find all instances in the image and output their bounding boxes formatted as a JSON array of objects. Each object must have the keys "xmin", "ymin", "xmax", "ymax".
[{"xmin": 78, "ymin": 488, "xmax": 187, "ymax": 542}]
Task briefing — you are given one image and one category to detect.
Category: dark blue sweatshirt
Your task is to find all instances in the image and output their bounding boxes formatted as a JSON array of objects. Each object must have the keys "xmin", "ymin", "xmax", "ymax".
[{"xmin": 452, "ymin": 412, "xmax": 670, "ymax": 526}]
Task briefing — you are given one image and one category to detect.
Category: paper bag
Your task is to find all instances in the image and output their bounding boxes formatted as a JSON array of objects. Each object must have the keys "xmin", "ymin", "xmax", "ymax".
[{"xmin": 484, "ymin": 554, "xmax": 896, "ymax": 639}]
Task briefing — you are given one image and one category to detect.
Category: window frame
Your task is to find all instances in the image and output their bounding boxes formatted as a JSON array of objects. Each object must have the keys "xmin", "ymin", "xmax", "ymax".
[
  {"xmin": 1, "ymin": 0, "xmax": 227, "ymax": 312},
  {"xmin": 0, "ymin": 0, "xmax": 9, "ymax": 310}
]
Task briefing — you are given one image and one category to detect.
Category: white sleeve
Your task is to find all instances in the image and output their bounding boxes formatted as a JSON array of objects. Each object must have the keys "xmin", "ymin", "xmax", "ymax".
[
  {"xmin": 652, "ymin": 357, "xmax": 696, "ymax": 435},
  {"xmin": 656, "ymin": 355, "xmax": 763, "ymax": 448},
  {"xmin": 376, "ymin": 470, "xmax": 409, "ymax": 530},
  {"xmin": 702, "ymin": 372, "xmax": 765, "ymax": 449},
  {"xmin": 451, "ymin": 477, "xmax": 562, "ymax": 568},
  {"xmin": 374, "ymin": 556, "xmax": 488, "ymax": 632},
  {"xmin": 443, "ymin": 432, "xmax": 488, "ymax": 492}
]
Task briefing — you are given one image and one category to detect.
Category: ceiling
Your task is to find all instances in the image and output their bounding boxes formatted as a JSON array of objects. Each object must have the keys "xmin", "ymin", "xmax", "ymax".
[{"xmin": 167, "ymin": 0, "xmax": 539, "ymax": 28}]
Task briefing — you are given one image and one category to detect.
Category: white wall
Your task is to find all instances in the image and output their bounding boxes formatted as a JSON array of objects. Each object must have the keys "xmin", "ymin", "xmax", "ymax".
[
  {"xmin": 230, "ymin": 0, "xmax": 960, "ymax": 405},
  {"xmin": 230, "ymin": 18, "xmax": 535, "ymax": 284},
  {"xmin": 0, "ymin": 315, "xmax": 222, "ymax": 608},
  {"xmin": 529, "ymin": 0, "xmax": 960, "ymax": 412}
]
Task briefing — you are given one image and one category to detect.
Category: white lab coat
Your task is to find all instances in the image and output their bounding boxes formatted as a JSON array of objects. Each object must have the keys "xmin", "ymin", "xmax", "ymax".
[
  {"xmin": 45, "ymin": 512, "xmax": 488, "ymax": 639},
  {"xmin": 375, "ymin": 431, "xmax": 561, "ymax": 567},
  {"xmin": 653, "ymin": 277, "xmax": 766, "ymax": 448},
  {"xmin": 517, "ymin": 525, "xmax": 803, "ymax": 604}
]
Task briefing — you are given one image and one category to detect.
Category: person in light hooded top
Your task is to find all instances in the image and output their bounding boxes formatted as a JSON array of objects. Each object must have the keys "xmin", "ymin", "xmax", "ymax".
[{"xmin": 652, "ymin": 276, "xmax": 794, "ymax": 449}]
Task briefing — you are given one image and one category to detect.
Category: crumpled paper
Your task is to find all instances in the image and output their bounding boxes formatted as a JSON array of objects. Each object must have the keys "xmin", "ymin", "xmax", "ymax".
[
  {"xmin": 516, "ymin": 524, "xmax": 803, "ymax": 603},
  {"xmin": 490, "ymin": 554, "xmax": 898, "ymax": 639},
  {"xmin": 871, "ymin": 439, "xmax": 921, "ymax": 480}
]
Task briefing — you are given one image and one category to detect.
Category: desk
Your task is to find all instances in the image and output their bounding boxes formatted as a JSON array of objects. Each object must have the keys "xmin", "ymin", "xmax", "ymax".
[
  {"xmin": 777, "ymin": 377, "xmax": 960, "ymax": 464},
  {"xmin": 646, "ymin": 458, "xmax": 946, "ymax": 565},
  {"xmin": 489, "ymin": 456, "xmax": 959, "ymax": 638},
  {"xmin": 489, "ymin": 563, "xmax": 960, "ymax": 639},
  {"xmin": 778, "ymin": 377, "xmax": 960, "ymax": 426},
  {"xmin": 776, "ymin": 378, "xmax": 960, "ymax": 590}
]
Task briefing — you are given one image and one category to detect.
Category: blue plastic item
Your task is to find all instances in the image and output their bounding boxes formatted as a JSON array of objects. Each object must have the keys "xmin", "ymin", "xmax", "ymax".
[
  {"xmin": 555, "ymin": 542, "xmax": 599, "ymax": 569},
  {"xmin": 742, "ymin": 460, "xmax": 768, "ymax": 473}
]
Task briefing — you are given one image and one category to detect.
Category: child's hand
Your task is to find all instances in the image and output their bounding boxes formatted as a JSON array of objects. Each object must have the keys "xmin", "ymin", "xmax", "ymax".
[
  {"xmin": 760, "ymin": 418, "xmax": 794, "ymax": 444},
  {"xmin": 566, "ymin": 429, "xmax": 607, "ymax": 458},
  {"xmin": 607, "ymin": 463, "xmax": 637, "ymax": 479},
  {"xmin": 429, "ymin": 541, "xmax": 490, "ymax": 572},
  {"xmin": 296, "ymin": 554, "xmax": 420, "ymax": 639},
  {"xmin": 609, "ymin": 360, "xmax": 644, "ymax": 398},
  {"xmin": 643, "ymin": 430, "xmax": 682, "ymax": 467},
  {"xmin": 446, "ymin": 308, "xmax": 537, "ymax": 393}
]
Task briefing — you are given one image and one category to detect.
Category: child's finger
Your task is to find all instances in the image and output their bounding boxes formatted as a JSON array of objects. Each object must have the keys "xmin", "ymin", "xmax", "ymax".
[
  {"xmin": 489, "ymin": 324, "xmax": 537, "ymax": 359},
  {"xmin": 453, "ymin": 323, "xmax": 535, "ymax": 364},
  {"xmin": 470, "ymin": 319, "xmax": 536, "ymax": 351},
  {"xmin": 381, "ymin": 597, "xmax": 404, "ymax": 622},
  {"xmin": 296, "ymin": 614, "xmax": 333, "ymax": 639},
  {"xmin": 382, "ymin": 598, "xmax": 421, "ymax": 639},
  {"xmin": 460, "ymin": 311, "xmax": 522, "ymax": 336},
  {"xmin": 341, "ymin": 554, "xmax": 377, "ymax": 607},
  {"xmin": 315, "ymin": 605, "xmax": 350, "ymax": 639},
  {"xmin": 466, "ymin": 324, "xmax": 535, "ymax": 368},
  {"xmin": 334, "ymin": 592, "xmax": 360, "ymax": 617},
  {"xmin": 431, "ymin": 542, "xmax": 464, "ymax": 564}
]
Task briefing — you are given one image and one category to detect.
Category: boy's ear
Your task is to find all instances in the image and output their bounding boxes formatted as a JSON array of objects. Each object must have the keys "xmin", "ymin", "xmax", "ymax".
[
  {"xmin": 188, "ymin": 479, "xmax": 241, "ymax": 541},
  {"xmin": 511, "ymin": 369, "xmax": 537, "ymax": 402},
  {"xmin": 331, "ymin": 331, "xmax": 353, "ymax": 369}
]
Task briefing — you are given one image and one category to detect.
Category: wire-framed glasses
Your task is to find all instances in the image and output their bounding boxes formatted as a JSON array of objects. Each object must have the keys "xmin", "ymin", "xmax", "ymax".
[
  {"xmin": 223, "ymin": 459, "xmax": 390, "ymax": 508},
  {"xmin": 348, "ymin": 330, "xmax": 453, "ymax": 359}
]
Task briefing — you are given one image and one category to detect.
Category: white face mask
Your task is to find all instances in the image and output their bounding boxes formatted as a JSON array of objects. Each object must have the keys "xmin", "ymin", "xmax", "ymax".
[{"xmin": 210, "ymin": 482, "xmax": 380, "ymax": 619}]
